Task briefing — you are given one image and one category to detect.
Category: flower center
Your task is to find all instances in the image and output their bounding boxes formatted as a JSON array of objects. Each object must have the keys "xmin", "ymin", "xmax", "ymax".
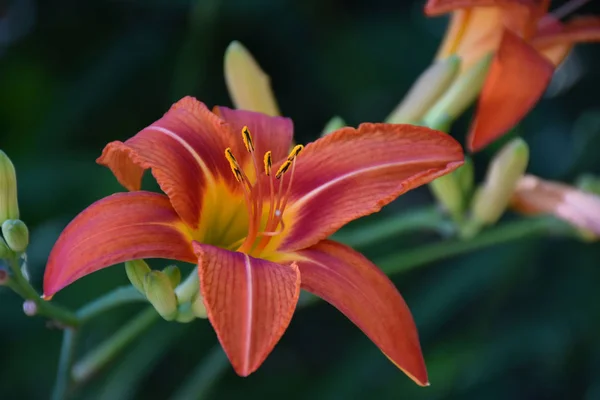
[{"xmin": 224, "ymin": 126, "xmax": 303, "ymax": 257}]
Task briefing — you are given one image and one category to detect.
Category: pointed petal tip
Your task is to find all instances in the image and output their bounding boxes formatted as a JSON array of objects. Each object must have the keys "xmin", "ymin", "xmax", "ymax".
[{"xmin": 41, "ymin": 293, "xmax": 53, "ymax": 301}]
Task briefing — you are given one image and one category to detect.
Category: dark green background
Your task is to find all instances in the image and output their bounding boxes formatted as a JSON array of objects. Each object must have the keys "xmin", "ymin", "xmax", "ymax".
[{"xmin": 1, "ymin": 0, "xmax": 600, "ymax": 399}]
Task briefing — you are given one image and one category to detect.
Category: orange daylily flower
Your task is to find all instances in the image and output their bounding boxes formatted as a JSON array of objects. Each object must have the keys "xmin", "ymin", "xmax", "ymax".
[
  {"xmin": 511, "ymin": 174, "xmax": 600, "ymax": 236},
  {"xmin": 426, "ymin": 0, "xmax": 600, "ymax": 152},
  {"xmin": 43, "ymin": 97, "xmax": 464, "ymax": 382}
]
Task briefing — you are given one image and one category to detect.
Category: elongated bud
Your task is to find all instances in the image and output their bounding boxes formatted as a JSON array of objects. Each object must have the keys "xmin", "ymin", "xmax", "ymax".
[
  {"xmin": 456, "ymin": 157, "xmax": 474, "ymax": 197},
  {"xmin": 0, "ymin": 237, "xmax": 9, "ymax": 258},
  {"xmin": 430, "ymin": 171, "xmax": 465, "ymax": 222},
  {"xmin": 125, "ymin": 259, "xmax": 151, "ymax": 294},
  {"xmin": 175, "ymin": 302, "xmax": 196, "ymax": 323},
  {"xmin": 471, "ymin": 138, "xmax": 529, "ymax": 226},
  {"xmin": 0, "ymin": 150, "xmax": 19, "ymax": 223},
  {"xmin": 163, "ymin": 265, "xmax": 181, "ymax": 289},
  {"xmin": 144, "ymin": 271, "xmax": 178, "ymax": 321},
  {"xmin": 224, "ymin": 41, "xmax": 280, "ymax": 116},
  {"xmin": 2, "ymin": 219, "xmax": 29, "ymax": 252},
  {"xmin": 321, "ymin": 116, "xmax": 346, "ymax": 136},
  {"xmin": 191, "ymin": 293, "xmax": 207, "ymax": 319},
  {"xmin": 422, "ymin": 53, "xmax": 493, "ymax": 130},
  {"xmin": 387, "ymin": 55, "xmax": 461, "ymax": 124}
]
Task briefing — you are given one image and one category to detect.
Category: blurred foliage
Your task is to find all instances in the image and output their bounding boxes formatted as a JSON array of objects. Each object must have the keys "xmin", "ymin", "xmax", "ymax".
[{"xmin": 1, "ymin": 0, "xmax": 600, "ymax": 399}]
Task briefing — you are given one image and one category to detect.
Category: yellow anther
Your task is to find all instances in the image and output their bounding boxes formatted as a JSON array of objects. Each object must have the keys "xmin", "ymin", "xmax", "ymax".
[
  {"xmin": 287, "ymin": 144, "xmax": 304, "ymax": 161},
  {"xmin": 225, "ymin": 148, "xmax": 243, "ymax": 182},
  {"xmin": 242, "ymin": 126, "xmax": 254, "ymax": 152},
  {"xmin": 264, "ymin": 151, "xmax": 272, "ymax": 176},
  {"xmin": 275, "ymin": 160, "xmax": 292, "ymax": 179}
]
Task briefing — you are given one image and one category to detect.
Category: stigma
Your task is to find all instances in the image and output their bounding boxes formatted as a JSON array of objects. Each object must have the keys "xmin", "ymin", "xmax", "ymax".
[{"xmin": 224, "ymin": 126, "xmax": 303, "ymax": 255}]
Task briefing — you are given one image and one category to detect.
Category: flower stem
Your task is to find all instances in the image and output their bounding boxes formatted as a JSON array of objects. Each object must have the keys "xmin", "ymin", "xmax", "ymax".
[
  {"xmin": 333, "ymin": 205, "xmax": 453, "ymax": 248},
  {"xmin": 71, "ymin": 307, "xmax": 159, "ymax": 384},
  {"xmin": 5, "ymin": 256, "xmax": 79, "ymax": 327},
  {"xmin": 76, "ymin": 285, "xmax": 146, "ymax": 323},
  {"xmin": 51, "ymin": 328, "xmax": 78, "ymax": 400},
  {"xmin": 170, "ymin": 345, "xmax": 230, "ymax": 400}
]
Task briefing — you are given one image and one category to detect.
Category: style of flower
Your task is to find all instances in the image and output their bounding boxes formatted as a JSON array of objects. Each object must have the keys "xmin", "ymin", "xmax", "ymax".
[
  {"xmin": 426, "ymin": 0, "xmax": 600, "ymax": 151},
  {"xmin": 43, "ymin": 97, "xmax": 464, "ymax": 383}
]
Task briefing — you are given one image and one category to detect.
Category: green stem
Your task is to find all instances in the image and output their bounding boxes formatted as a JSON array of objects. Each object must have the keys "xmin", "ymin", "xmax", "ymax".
[
  {"xmin": 71, "ymin": 307, "xmax": 159, "ymax": 384},
  {"xmin": 170, "ymin": 345, "xmax": 230, "ymax": 400},
  {"xmin": 52, "ymin": 328, "xmax": 78, "ymax": 400},
  {"xmin": 76, "ymin": 285, "xmax": 146, "ymax": 323},
  {"xmin": 6, "ymin": 256, "xmax": 79, "ymax": 327},
  {"xmin": 333, "ymin": 206, "xmax": 454, "ymax": 249},
  {"xmin": 376, "ymin": 216, "xmax": 562, "ymax": 276}
]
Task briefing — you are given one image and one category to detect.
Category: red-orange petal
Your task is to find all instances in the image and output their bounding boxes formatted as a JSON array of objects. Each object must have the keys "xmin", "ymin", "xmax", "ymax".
[
  {"xmin": 213, "ymin": 107, "xmax": 294, "ymax": 167},
  {"xmin": 511, "ymin": 175, "xmax": 600, "ymax": 235},
  {"xmin": 277, "ymin": 123, "xmax": 463, "ymax": 252},
  {"xmin": 467, "ymin": 29, "xmax": 554, "ymax": 152},
  {"xmin": 194, "ymin": 243, "xmax": 300, "ymax": 376},
  {"xmin": 97, "ymin": 97, "xmax": 236, "ymax": 229},
  {"xmin": 291, "ymin": 240, "xmax": 428, "ymax": 385},
  {"xmin": 43, "ymin": 192, "xmax": 195, "ymax": 298},
  {"xmin": 424, "ymin": 0, "xmax": 548, "ymax": 16},
  {"xmin": 532, "ymin": 16, "xmax": 600, "ymax": 66}
]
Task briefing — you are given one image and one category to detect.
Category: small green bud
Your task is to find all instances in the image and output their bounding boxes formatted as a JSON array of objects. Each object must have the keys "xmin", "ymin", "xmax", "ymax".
[
  {"xmin": 144, "ymin": 271, "xmax": 178, "ymax": 321},
  {"xmin": 175, "ymin": 302, "xmax": 196, "ymax": 323},
  {"xmin": 2, "ymin": 219, "xmax": 29, "ymax": 252},
  {"xmin": 224, "ymin": 41, "xmax": 280, "ymax": 116},
  {"xmin": 163, "ymin": 265, "xmax": 181, "ymax": 289},
  {"xmin": 422, "ymin": 53, "xmax": 493, "ymax": 129},
  {"xmin": 125, "ymin": 259, "xmax": 151, "ymax": 294},
  {"xmin": 387, "ymin": 55, "xmax": 461, "ymax": 124},
  {"xmin": 191, "ymin": 293, "xmax": 208, "ymax": 319},
  {"xmin": 430, "ymin": 172, "xmax": 465, "ymax": 222},
  {"xmin": 321, "ymin": 116, "xmax": 346, "ymax": 136},
  {"xmin": 471, "ymin": 138, "xmax": 529, "ymax": 226},
  {"xmin": 0, "ymin": 150, "xmax": 19, "ymax": 223},
  {"xmin": 455, "ymin": 157, "xmax": 474, "ymax": 198}
]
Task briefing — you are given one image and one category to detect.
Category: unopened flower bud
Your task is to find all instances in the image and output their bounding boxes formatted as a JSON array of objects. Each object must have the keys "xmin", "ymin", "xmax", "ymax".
[
  {"xmin": 430, "ymin": 172, "xmax": 465, "ymax": 222},
  {"xmin": 387, "ymin": 55, "xmax": 460, "ymax": 124},
  {"xmin": 144, "ymin": 271, "xmax": 178, "ymax": 321},
  {"xmin": 455, "ymin": 157, "xmax": 474, "ymax": 197},
  {"xmin": 191, "ymin": 293, "xmax": 207, "ymax": 319},
  {"xmin": 0, "ymin": 151, "xmax": 19, "ymax": 223},
  {"xmin": 224, "ymin": 41, "xmax": 280, "ymax": 116},
  {"xmin": 23, "ymin": 300, "xmax": 37, "ymax": 316},
  {"xmin": 163, "ymin": 265, "xmax": 181, "ymax": 289},
  {"xmin": 422, "ymin": 53, "xmax": 493, "ymax": 130},
  {"xmin": 125, "ymin": 259, "xmax": 151, "ymax": 294},
  {"xmin": 471, "ymin": 138, "xmax": 529, "ymax": 226},
  {"xmin": 321, "ymin": 116, "xmax": 346, "ymax": 136},
  {"xmin": 2, "ymin": 219, "xmax": 29, "ymax": 252},
  {"xmin": 175, "ymin": 302, "xmax": 196, "ymax": 323}
]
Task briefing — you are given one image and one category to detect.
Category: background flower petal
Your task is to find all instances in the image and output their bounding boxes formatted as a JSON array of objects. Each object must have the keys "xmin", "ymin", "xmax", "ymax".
[
  {"xmin": 194, "ymin": 243, "xmax": 300, "ymax": 377},
  {"xmin": 43, "ymin": 192, "xmax": 195, "ymax": 298},
  {"xmin": 290, "ymin": 240, "xmax": 428, "ymax": 386},
  {"xmin": 97, "ymin": 97, "xmax": 236, "ymax": 229},
  {"xmin": 533, "ymin": 16, "xmax": 600, "ymax": 65},
  {"xmin": 511, "ymin": 175, "xmax": 600, "ymax": 235},
  {"xmin": 275, "ymin": 123, "xmax": 463, "ymax": 252},
  {"xmin": 467, "ymin": 29, "xmax": 554, "ymax": 152}
]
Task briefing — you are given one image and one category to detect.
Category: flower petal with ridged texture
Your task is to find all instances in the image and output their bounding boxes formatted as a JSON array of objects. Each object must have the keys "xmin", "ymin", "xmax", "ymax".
[
  {"xmin": 467, "ymin": 30, "xmax": 554, "ymax": 152},
  {"xmin": 532, "ymin": 16, "xmax": 600, "ymax": 65},
  {"xmin": 97, "ymin": 97, "xmax": 235, "ymax": 229},
  {"xmin": 274, "ymin": 123, "xmax": 463, "ymax": 253},
  {"xmin": 194, "ymin": 243, "xmax": 300, "ymax": 376},
  {"xmin": 424, "ymin": 0, "xmax": 548, "ymax": 16},
  {"xmin": 291, "ymin": 240, "xmax": 428, "ymax": 385},
  {"xmin": 214, "ymin": 106, "xmax": 294, "ymax": 169},
  {"xmin": 43, "ymin": 192, "xmax": 195, "ymax": 298},
  {"xmin": 511, "ymin": 175, "xmax": 600, "ymax": 236}
]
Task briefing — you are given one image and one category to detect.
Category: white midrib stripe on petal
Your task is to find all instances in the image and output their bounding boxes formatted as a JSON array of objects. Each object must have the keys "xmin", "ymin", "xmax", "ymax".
[
  {"xmin": 148, "ymin": 125, "xmax": 218, "ymax": 189},
  {"xmin": 243, "ymin": 254, "xmax": 254, "ymax": 374},
  {"xmin": 288, "ymin": 160, "xmax": 431, "ymax": 212}
]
